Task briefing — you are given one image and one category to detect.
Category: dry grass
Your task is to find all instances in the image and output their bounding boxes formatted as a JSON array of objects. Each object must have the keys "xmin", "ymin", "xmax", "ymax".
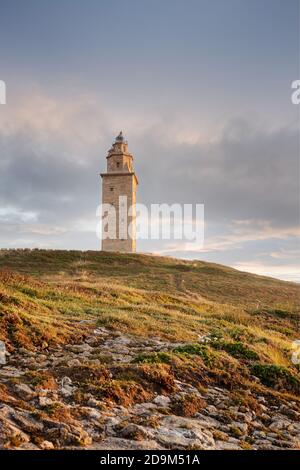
[{"xmin": 0, "ymin": 249, "xmax": 299, "ymax": 396}]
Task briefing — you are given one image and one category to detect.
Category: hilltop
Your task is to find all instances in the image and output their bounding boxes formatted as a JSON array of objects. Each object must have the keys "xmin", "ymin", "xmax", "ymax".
[{"xmin": 0, "ymin": 249, "xmax": 299, "ymax": 450}]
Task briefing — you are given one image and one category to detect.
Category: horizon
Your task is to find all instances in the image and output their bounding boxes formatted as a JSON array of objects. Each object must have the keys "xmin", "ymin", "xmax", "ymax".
[
  {"xmin": 0, "ymin": 247, "xmax": 299, "ymax": 285},
  {"xmin": 0, "ymin": 0, "xmax": 299, "ymax": 282}
]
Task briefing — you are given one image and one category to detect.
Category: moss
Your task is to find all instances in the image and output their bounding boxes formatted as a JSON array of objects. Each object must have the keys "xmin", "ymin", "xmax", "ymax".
[
  {"xmin": 43, "ymin": 402, "xmax": 71, "ymax": 421},
  {"xmin": 139, "ymin": 364, "xmax": 176, "ymax": 393},
  {"xmin": 132, "ymin": 352, "xmax": 172, "ymax": 364},
  {"xmin": 54, "ymin": 364, "xmax": 110, "ymax": 388},
  {"xmin": 262, "ymin": 308, "xmax": 295, "ymax": 319},
  {"xmin": 99, "ymin": 379, "xmax": 153, "ymax": 406},
  {"xmin": 230, "ymin": 426, "xmax": 244, "ymax": 438},
  {"xmin": 172, "ymin": 343, "xmax": 214, "ymax": 366},
  {"xmin": 212, "ymin": 341, "xmax": 259, "ymax": 361},
  {"xmin": 139, "ymin": 415, "xmax": 161, "ymax": 429},
  {"xmin": 25, "ymin": 371, "xmax": 57, "ymax": 390},
  {"xmin": 251, "ymin": 364, "xmax": 300, "ymax": 394},
  {"xmin": 8, "ymin": 433, "xmax": 26, "ymax": 448},
  {"xmin": 240, "ymin": 441, "xmax": 253, "ymax": 450},
  {"xmin": 230, "ymin": 391, "xmax": 261, "ymax": 413},
  {"xmin": 213, "ymin": 430, "xmax": 229, "ymax": 441}
]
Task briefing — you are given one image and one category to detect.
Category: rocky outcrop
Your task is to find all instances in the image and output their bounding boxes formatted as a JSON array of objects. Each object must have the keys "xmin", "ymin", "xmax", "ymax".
[
  {"xmin": 0, "ymin": 341, "xmax": 9, "ymax": 365},
  {"xmin": 0, "ymin": 328, "xmax": 299, "ymax": 450}
]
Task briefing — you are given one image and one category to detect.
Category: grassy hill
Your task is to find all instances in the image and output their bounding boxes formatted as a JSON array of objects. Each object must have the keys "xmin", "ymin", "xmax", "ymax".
[
  {"xmin": 0, "ymin": 249, "xmax": 299, "ymax": 450},
  {"xmin": 0, "ymin": 249, "xmax": 299, "ymax": 396}
]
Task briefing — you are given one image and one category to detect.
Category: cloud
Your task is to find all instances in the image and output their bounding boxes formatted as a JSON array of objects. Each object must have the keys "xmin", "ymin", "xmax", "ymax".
[
  {"xmin": 151, "ymin": 220, "xmax": 300, "ymax": 255},
  {"xmin": 134, "ymin": 117, "xmax": 299, "ymax": 230},
  {"xmin": 0, "ymin": 90, "xmax": 298, "ymax": 281},
  {"xmin": 269, "ymin": 248, "xmax": 300, "ymax": 259},
  {"xmin": 0, "ymin": 207, "xmax": 38, "ymax": 223},
  {"xmin": 232, "ymin": 261, "xmax": 300, "ymax": 283}
]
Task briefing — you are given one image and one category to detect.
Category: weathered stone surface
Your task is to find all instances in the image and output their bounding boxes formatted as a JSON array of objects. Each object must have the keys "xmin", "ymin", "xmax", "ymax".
[
  {"xmin": 153, "ymin": 395, "xmax": 171, "ymax": 407},
  {"xmin": 0, "ymin": 328, "xmax": 299, "ymax": 450},
  {"xmin": 60, "ymin": 377, "xmax": 76, "ymax": 397},
  {"xmin": 14, "ymin": 383, "xmax": 35, "ymax": 400},
  {"xmin": 38, "ymin": 396, "xmax": 54, "ymax": 407},
  {"xmin": 0, "ymin": 341, "xmax": 9, "ymax": 365},
  {"xmin": 101, "ymin": 134, "xmax": 138, "ymax": 253},
  {"xmin": 89, "ymin": 437, "xmax": 163, "ymax": 450},
  {"xmin": 154, "ymin": 415, "xmax": 215, "ymax": 449},
  {"xmin": 119, "ymin": 423, "xmax": 152, "ymax": 440},
  {"xmin": 40, "ymin": 440, "xmax": 55, "ymax": 450}
]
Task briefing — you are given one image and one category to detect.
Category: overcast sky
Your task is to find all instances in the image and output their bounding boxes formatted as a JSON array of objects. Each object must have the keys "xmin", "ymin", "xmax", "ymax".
[{"xmin": 0, "ymin": 0, "xmax": 299, "ymax": 281}]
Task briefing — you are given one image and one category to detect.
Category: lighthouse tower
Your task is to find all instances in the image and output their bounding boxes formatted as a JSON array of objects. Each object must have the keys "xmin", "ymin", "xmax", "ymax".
[{"xmin": 100, "ymin": 132, "xmax": 138, "ymax": 252}]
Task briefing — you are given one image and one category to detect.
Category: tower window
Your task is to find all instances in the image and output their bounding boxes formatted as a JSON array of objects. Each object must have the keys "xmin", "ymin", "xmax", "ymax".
[
  {"xmin": 110, "ymin": 187, "xmax": 114, "ymax": 191},
  {"xmin": 116, "ymin": 162, "xmax": 120, "ymax": 168}
]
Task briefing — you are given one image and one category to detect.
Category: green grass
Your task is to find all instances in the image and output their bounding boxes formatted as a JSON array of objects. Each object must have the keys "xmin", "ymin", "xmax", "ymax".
[
  {"xmin": 132, "ymin": 352, "xmax": 172, "ymax": 364},
  {"xmin": 251, "ymin": 364, "xmax": 300, "ymax": 394},
  {"xmin": 172, "ymin": 343, "xmax": 214, "ymax": 365},
  {"xmin": 0, "ymin": 249, "xmax": 298, "ymax": 308},
  {"xmin": 211, "ymin": 341, "xmax": 260, "ymax": 361}
]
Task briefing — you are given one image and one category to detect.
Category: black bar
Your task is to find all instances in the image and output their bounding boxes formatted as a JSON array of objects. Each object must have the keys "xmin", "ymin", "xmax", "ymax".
[{"xmin": 0, "ymin": 450, "xmax": 298, "ymax": 467}]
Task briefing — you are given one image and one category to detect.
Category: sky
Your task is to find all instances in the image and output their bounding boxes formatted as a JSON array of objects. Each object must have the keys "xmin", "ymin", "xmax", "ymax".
[{"xmin": 0, "ymin": 0, "xmax": 299, "ymax": 281}]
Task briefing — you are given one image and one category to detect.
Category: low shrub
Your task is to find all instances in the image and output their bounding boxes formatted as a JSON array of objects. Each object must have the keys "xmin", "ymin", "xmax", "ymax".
[
  {"xmin": 132, "ymin": 352, "xmax": 172, "ymax": 364},
  {"xmin": 212, "ymin": 341, "xmax": 259, "ymax": 361},
  {"xmin": 171, "ymin": 393, "xmax": 206, "ymax": 417},
  {"xmin": 251, "ymin": 364, "xmax": 300, "ymax": 394},
  {"xmin": 172, "ymin": 343, "xmax": 213, "ymax": 366}
]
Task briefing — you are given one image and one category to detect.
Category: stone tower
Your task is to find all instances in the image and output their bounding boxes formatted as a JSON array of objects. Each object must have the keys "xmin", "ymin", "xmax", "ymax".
[{"xmin": 100, "ymin": 132, "xmax": 138, "ymax": 252}]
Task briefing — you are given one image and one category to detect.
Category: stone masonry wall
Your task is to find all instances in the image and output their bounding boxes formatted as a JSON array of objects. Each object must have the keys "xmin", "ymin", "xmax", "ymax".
[{"xmin": 101, "ymin": 173, "xmax": 137, "ymax": 252}]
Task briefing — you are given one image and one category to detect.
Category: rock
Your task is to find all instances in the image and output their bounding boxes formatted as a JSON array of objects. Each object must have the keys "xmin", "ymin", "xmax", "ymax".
[
  {"xmin": 60, "ymin": 377, "xmax": 76, "ymax": 398},
  {"xmin": 87, "ymin": 397, "xmax": 105, "ymax": 408},
  {"xmin": 153, "ymin": 395, "xmax": 171, "ymax": 407},
  {"xmin": 198, "ymin": 334, "xmax": 212, "ymax": 343},
  {"xmin": 44, "ymin": 420, "xmax": 92, "ymax": 447},
  {"xmin": 38, "ymin": 396, "xmax": 53, "ymax": 407},
  {"xmin": 66, "ymin": 343, "xmax": 93, "ymax": 354},
  {"xmin": 154, "ymin": 415, "xmax": 215, "ymax": 449},
  {"xmin": 80, "ymin": 407, "xmax": 102, "ymax": 420},
  {"xmin": 279, "ymin": 405, "xmax": 300, "ymax": 421},
  {"xmin": 0, "ymin": 405, "xmax": 31, "ymax": 447},
  {"xmin": 0, "ymin": 341, "xmax": 9, "ymax": 365},
  {"xmin": 119, "ymin": 423, "xmax": 152, "ymax": 440},
  {"xmin": 269, "ymin": 419, "xmax": 290, "ymax": 431},
  {"xmin": 14, "ymin": 383, "xmax": 35, "ymax": 400},
  {"xmin": 105, "ymin": 416, "xmax": 122, "ymax": 435},
  {"xmin": 194, "ymin": 414, "xmax": 220, "ymax": 428},
  {"xmin": 40, "ymin": 440, "xmax": 54, "ymax": 450},
  {"xmin": 18, "ymin": 442, "xmax": 40, "ymax": 450},
  {"xmin": 251, "ymin": 420, "xmax": 263, "ymax": 429},
  {"xmin": 231, "ymin": 421, "xmax": 248, "ymax": 434},
  {"xmin": 88, "ymin": 437, "xmax": 164, "ymax": 450},
  {"xmin": 131, "ymin": 403, "xmax": 158, "ymax": 416},
  {"xmin": 0, "ymin": 367, "xmax": 25, "ymax": 380},
  {"xmin": 215, "ymin": 441, "xmax": 241, "ymax": 450},
  {"xmin": 0, "ymin": 404, "xmax": 44, "ymax": 435},
  {"xmin": 93, "ymin": 327, "xmax": 110, "ymax": 336},
  {"xmin": 252, "ymin": 430, "xmax": 266, "ymax": 438},
  {"xmin": 1, "ymin": 328, "xmax": 299, "ymax": 451},
  {"xmin": 67, "ymin": 359, "xmax": 81, "ymax": 367},
  {"xmin": 206, "ymin": 405, "xmax": 218, "ymax": 414}
]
